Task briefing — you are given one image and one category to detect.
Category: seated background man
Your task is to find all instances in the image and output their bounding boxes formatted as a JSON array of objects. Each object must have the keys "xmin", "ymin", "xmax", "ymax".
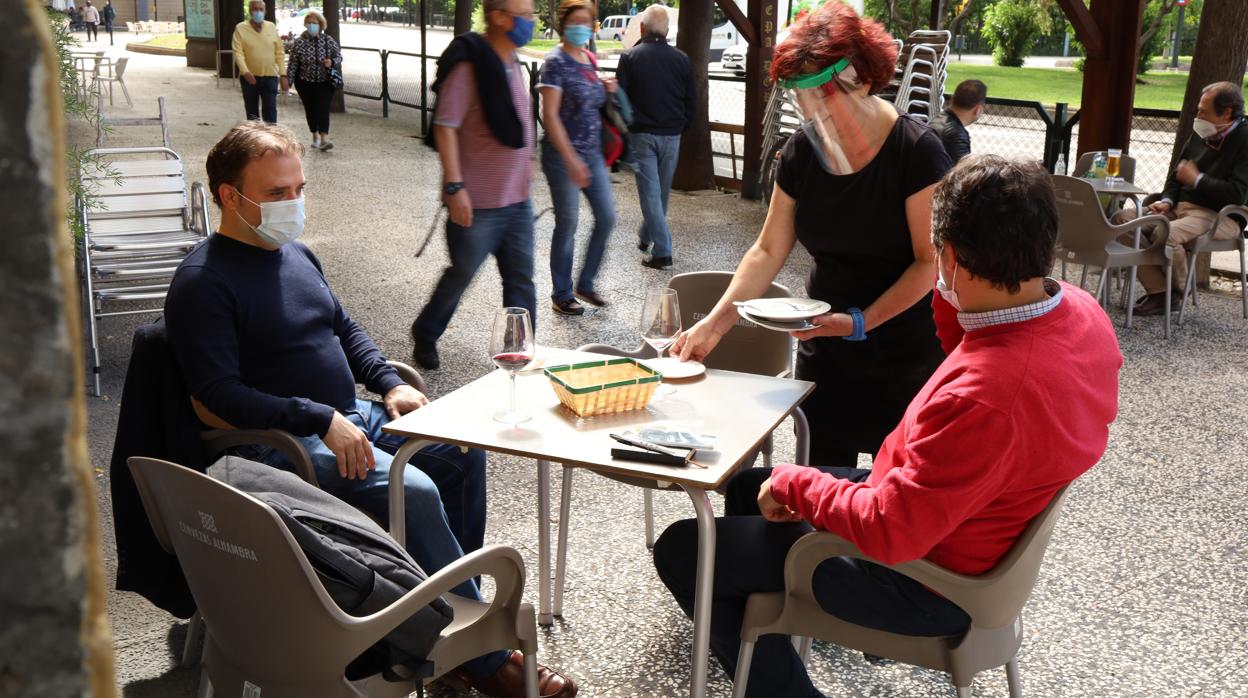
[
  {"xmin": 1115, "ymin": 81, "xmax": 1248, "ymax": 316},
  {"xmin": 928, "ymin": 79, "xmax": 986, "ymax": 163},
  {"xmin": 165, "ymin": 122, "xmax": 575, "ymax": 697},
  {"xmin": 653, "ymin": 155, "xmax": 1123, "ymax": 698}
]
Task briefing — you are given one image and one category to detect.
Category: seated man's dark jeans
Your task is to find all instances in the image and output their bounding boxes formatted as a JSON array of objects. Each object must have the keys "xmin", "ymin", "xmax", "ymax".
[{"xmin": 652, "ymin": 466, "xmax": 972, "ymax": 698}]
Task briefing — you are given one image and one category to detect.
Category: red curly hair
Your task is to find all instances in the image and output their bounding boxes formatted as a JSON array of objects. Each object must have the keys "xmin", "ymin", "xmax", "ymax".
[{"xmin": 771, "ymin": 2, "xmax": 898, "ymax": 95}]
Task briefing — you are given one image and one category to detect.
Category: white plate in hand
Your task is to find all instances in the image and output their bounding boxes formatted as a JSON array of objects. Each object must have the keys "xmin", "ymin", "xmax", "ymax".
[
  {"xmin": 642, "ymin": 357, "xmax": 707, "ymax": 379},
  {"xmin": 737, "ymin": 306, "xmax": 818, "ymax": 332},
  {"xmin": 737, "ymin": 297, "xmax": 831, "ymax": 321}
]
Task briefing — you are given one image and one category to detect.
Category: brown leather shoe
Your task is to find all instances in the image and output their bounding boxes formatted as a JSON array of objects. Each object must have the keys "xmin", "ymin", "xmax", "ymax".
[
  {"xmin": 445, "ymin": 650, "xmax": 577, "ymax": 698},
  {"xmin": 1133, "ymin": 292, "xmax": 1169, "ymax": 316}
]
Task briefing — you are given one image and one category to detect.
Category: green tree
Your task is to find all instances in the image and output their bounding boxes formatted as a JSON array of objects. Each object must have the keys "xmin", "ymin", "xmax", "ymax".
[{"xmin": 982, "ymin": 0, "xmax": 1041, "ymax": 67}]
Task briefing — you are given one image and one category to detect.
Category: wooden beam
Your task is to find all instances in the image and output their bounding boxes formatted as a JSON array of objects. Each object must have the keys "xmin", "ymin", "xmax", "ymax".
[
  {"xmin": 1076, "ymin": 0, "xmax": 1145, "ymax": 157},
  {"xmin": 740, "ymin": 0, "xmax": 778, "ymax": 199},
  {"xmin": 929, "ymin": 0, "xmax": 943, "ymax": 30},
  {"xmin": 715, "ymin": 0, "xmax": 756, "ymax": 46},
  {"xmin": 1054, "ymin": 0, "xmax": 1104, "ymax": 58}
]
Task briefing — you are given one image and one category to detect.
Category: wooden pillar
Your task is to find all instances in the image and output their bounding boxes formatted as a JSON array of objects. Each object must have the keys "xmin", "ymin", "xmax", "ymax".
[
  {"xmin": 739, "ymin": 0, "xmax": 776, "ymax": 199},
  {"xmin": 1069, "ymin": 0, "xmax": 1145, "ymax": 156},
  {"xmin": 454, "ymin": 0, "xmax": 471, "ymax": 35},
  {"xmin": 326, "ymin": 0, "xmax": 345, "ymax": 112},
  {"xmin": 673, "ymin": 0, "xmax": 716, "ymax": 191},
  {"xmin": 215, "ymin": 0, "xmax": 244, "ymax": 77},
  {"xmin": 928, "ymin": 0, "xmax": 944, "ymax": 30}
]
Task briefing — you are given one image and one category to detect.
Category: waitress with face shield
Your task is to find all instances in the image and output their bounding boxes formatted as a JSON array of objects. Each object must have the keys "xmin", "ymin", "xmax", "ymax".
[{"xmin": 673, "ymin": 2, "xmax": 951, "ymax": 468}]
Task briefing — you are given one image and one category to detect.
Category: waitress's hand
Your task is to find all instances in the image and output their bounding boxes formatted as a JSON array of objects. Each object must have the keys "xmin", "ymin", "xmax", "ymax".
[
  {"xmin": 790, "ymin": 312, "xmax": 854, "ymax": 341},
  {"xmin": 673, "ymin": 318, "xmax": 725, "ymax": 363}
]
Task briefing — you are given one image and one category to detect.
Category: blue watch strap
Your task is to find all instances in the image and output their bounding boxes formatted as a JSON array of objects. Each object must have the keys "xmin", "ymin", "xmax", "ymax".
[{"xmin": 844, "ymin": 307, "xmax": 867, "ymax": 341}]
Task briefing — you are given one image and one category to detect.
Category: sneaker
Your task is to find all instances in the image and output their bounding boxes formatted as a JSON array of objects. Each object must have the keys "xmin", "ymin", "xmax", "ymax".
[
  {"xmin": 311, "ymin": 135, "xmax": 321, "ymax": 149},
  {"xmin": 552, "ymin": 298, "xmax": 585, "ymax": 316},
  {"xmin": 574, "ymin": 289, "xmax": 607, "ymax": 307},
  {"xmin": 319, "ymin": 138, "xmax": 334, "ymax": 151},
  {"xmin": 642, "ymin": 255, "xmax": 673, "ymax": 270}
]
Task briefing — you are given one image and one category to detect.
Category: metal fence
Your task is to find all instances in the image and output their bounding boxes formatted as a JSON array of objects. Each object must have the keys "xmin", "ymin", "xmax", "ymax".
[{"xmin": 969, "ymin": 96, "xmax": 1180, "ymax": 197}]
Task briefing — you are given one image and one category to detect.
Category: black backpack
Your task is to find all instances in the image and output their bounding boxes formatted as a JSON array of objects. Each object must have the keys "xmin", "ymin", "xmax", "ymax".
[{"xmin": 209, "ymin": 456, "xmax": 455, "ymax": 681}]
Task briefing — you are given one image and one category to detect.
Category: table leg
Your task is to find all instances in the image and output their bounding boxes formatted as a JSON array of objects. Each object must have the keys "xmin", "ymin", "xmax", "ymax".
[
  {"xmin": 553, "ymin": 465, "xmax": 573, "ymax": 617},
  {"xmin": 386, "ymin": 438, "xmax": 434, "ymax": 550},
  {"xmin": 537, "ymin": 459, "xmax": 553, "ymax": 626},
  {"xmin": 680, "ymin": 485, "xmax": 716, "ymax": 698}
]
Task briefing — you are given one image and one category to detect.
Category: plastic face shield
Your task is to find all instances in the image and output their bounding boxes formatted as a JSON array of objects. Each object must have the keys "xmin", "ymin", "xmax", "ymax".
[{"xmin": 781, "ymin": 57, "xmax": 872, "ymax": 175}]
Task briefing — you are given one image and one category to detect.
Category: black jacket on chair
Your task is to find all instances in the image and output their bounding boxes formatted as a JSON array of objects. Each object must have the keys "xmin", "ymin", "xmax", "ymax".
[
  {"xmin": 109, "ymin": 318, "xmax": 204, "ymax": 618},
  {"xmin": 1162, "ymin": 118, "xmax": 1248, "ymax": 211}
]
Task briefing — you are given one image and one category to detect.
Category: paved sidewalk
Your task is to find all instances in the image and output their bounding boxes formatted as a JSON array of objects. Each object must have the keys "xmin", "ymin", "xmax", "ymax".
[{"xmin": 82, "ymin": 48, "xmax": 1248, "ymax": 697}]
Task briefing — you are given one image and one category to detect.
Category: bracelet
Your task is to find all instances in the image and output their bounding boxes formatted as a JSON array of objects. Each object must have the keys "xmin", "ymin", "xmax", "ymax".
[{"xmin": 844, "ymin": 307, "xmax": 867, "ymax": 342}]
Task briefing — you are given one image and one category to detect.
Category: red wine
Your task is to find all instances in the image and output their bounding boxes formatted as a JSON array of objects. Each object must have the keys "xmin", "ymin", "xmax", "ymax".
[{"xmin": 493, "ymin": 352, "xmax": 533, "ymax": 371}]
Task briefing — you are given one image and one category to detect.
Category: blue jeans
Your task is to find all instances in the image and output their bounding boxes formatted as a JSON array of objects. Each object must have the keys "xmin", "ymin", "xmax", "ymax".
[
  {"xmin": 413, "ymin": 200, "xmax": 537, "ymax": 345},
  {"xmin": 235, "ymin": 399, "xmax": 507, "ymax": 678},
  {"xmin": 631, "ymin": 133, "xmax": 680, "ymax": 259},
  {"xmin": 653, "ymin": 467, "xmax": 971, "ymax": 698},
  {"xmin": 541, "ymin": 142, "xmax": 616, "ymax": 303},
  {"xmin": 241, "ymin": 75, "xmax": 279, "ymax": 123}
]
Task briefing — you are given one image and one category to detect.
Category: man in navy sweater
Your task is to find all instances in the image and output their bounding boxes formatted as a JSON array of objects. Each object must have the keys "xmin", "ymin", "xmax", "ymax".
[{"xmin": 165, "ymin": 122, "xmax": 577, "ymax": 697}]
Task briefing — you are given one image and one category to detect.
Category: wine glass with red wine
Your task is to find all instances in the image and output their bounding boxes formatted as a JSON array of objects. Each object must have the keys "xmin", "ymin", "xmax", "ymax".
[{"xmin": 490, "ymin": 306, "xmax": 534, "ymax": 425}]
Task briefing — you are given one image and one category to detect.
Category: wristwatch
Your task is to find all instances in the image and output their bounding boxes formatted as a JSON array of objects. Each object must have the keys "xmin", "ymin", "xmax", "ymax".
[{"xmin": 443, "ymin": 181, "xmax": 465, "ymax": 196}]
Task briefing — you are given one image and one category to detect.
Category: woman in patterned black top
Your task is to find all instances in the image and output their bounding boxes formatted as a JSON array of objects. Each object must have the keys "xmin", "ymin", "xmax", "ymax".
[{"xmin": 286, "ymin": 10, "xmax": 342, "ymax": 151}]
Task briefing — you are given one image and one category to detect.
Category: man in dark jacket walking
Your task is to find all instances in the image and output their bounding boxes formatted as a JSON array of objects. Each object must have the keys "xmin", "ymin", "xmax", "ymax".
[
  {"xmin": 618, "ymin": 4, "xmax": 696, "ymax": 269},
  {"xmin": 410, "ymin": 0, "xmax": 537, "ymax": 371},
  {"xmin": 928, "ymin": 79, "xmax": 986, "ymax": 163},
  {"xmin": 102, "ymin": 0, "xmax": 116, "ymax": 45},
  {"xmin": 1114, "ymin": 81, "xmax": 1248, "ymax": 315}
]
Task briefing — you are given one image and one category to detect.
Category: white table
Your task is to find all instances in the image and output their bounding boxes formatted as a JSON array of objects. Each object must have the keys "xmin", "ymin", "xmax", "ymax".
[{"xmin": 382, "ymin": 351, "xmax": 813, "ymax": 697}]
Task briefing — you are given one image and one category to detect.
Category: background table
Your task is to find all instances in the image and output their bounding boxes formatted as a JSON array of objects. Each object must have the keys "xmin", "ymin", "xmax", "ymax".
[{"xmin": 383, "ymin": 352, "xmax": 813, "ymax": 697}]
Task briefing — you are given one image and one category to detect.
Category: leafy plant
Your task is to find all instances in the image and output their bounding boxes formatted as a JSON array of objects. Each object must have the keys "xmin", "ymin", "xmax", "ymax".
[
  {"xmin": 46, "ymin": 8, "xmax": 116, "ymax": 244},
  {"xmin": 983, "ymin": 0, "xmax": 1042, "ymax": 68}
]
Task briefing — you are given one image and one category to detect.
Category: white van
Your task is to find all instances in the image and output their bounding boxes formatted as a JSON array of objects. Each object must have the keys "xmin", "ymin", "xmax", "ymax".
[
  {"xmin": 619, "ymin": 5, "xmax": 740, "ymax": 60},
  {"xmin": 597, "ymin": 15, "xmax": 632, "ymax": 42}
]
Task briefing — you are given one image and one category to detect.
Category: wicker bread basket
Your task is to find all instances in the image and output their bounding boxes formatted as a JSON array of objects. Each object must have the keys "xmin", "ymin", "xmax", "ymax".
[{"xmin": 544, "ymin": 357, "xmax": 661, "ymax": 417}]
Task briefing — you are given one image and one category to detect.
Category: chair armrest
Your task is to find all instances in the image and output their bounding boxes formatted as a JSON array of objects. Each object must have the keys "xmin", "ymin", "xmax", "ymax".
[
  {"xmin": 386, "ymin": 360, "xmax": 428, "ymax": 394},
  {"xmin": 575, "ymin": 342, "xmax": 657, "ymax": 359},
  {"xmin": 200, "ymin": 428, "xmax": 319, "ymax": 486},
  {"xmin": 190, "ymin": 182, "xmax": 210, "ymax": 237},
  {"xmin": 349, "ymin": 545, "xmax": 527, "ymax": 640},
  {"xmin": 1109, "ymin": 213, "xmax": 1172, "ymax": 249},
  {"xmin": 782, "ymin": 531, "xmax": 993, "ymax": 625}
]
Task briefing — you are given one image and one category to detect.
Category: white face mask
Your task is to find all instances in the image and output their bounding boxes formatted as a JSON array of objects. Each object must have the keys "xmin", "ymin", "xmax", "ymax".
[
  {"xmin": 233, "ymin": 188, "xmax": 305, "ymax": 247},
  {"xmin": 1192, "ymin": 117, "xmax": 1220, "ymax": 140},
  {"xmin": 936, "ymin": 254, "xmax": 962, "ymax": 311}
]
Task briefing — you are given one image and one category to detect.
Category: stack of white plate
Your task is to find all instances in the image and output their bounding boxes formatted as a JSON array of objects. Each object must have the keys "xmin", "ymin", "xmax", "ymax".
[{"xmin": 735, "ymin": 297, "xmax": 830, "ymax": 332}]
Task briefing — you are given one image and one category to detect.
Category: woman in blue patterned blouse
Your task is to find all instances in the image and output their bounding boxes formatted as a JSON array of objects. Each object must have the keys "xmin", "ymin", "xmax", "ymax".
[
  {"xmin": 537, "ymin": 0, "xmax": 618, "ymax": 316},
  {"xmin": 286, "ymin": 10, "xmax": 342, "ymax": 151}
]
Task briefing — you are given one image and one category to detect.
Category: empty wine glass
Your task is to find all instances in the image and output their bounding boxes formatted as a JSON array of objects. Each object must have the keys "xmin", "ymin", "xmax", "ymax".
[
  {"xmin": 490, "ymin": 307, "xmax": 534, "ymax": 424},
  {"xmin": 639, "ymin": 287, "xmax": 681, "ymax": 397}
]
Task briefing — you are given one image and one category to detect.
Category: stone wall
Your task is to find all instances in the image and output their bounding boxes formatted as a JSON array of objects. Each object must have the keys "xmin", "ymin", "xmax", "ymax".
[{"xmin": 0, "ymin": 2, "xmax": 115, "ymax": 696}]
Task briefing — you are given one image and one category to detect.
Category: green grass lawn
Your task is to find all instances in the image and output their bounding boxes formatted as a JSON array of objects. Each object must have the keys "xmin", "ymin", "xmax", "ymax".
[
  {"xmin": 944, "ymin": 62, "xmax": 1234, "ymax": 111},
  {"xmin": 527, "ymin": 38, "xmax": 623, "ymax": 52},
  {"xmin": 140, "ymin": 34, "xmax": 188, "ymax": 50}
]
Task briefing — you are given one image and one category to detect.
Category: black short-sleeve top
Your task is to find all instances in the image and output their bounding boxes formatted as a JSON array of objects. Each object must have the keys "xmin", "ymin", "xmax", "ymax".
[{"xmin": 775, "ymin": 115, "xmax": 952, "ymax": 338}]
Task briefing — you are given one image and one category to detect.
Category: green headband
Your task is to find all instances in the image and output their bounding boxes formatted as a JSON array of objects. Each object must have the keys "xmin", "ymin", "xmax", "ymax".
[{"xmin": 781, "ymin": 57, "xmax": 852, "ymax": 90}]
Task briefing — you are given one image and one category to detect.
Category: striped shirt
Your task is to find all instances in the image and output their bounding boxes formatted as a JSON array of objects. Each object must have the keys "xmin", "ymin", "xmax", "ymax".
[
  {"xmin": 957, "ymin": 278, "xmax": 1064, "ymax": 332},
  {"xmin": 432, "ymin": 60, "xmax": 532, "ymax": 210}
]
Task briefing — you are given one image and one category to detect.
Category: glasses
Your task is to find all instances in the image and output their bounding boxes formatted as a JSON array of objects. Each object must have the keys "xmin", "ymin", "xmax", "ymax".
[
  {"xmin": 490, "ymin": 307, "xmax": 535, "ymax": 425},
  {"xmin": 639, "ymin": 288, "xmax": 681, "ymax": 398},
  {"xmin": 502, "ymin": 9, "xmax": 537, "ymax": 20}
]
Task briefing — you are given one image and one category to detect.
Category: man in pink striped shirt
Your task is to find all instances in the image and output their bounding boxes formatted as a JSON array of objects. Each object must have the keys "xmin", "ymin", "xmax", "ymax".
[{"xmin": 410, "ymin": 0, "xmax": 538, "ymax": 371}]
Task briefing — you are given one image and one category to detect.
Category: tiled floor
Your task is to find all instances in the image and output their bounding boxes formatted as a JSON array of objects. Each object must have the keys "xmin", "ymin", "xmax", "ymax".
[{"xmin": 86, "ymin": 49, "xmax": 1248, "ymax": 697}]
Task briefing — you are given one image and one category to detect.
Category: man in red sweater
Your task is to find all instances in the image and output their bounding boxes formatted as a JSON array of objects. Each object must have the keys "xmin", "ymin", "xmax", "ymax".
[{"xmin": 653, "ymin": 155, "xmax": 1122, "ymax": 697}]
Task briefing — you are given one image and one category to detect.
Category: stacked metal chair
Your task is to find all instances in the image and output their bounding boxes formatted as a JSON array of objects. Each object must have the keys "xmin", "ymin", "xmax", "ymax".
[
  {"xmin": 79, "ymin": 97, "xmax": 209, "ymax": 394},
  {"xmin": 892, "ymin": 29, "xmax": 952, "ymax": 123}
]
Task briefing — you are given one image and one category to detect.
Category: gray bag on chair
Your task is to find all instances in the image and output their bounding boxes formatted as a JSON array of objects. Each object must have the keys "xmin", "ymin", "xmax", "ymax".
[{"xmin": 208, "ymin": 455, "xmax": 454, "ymax": 679}]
